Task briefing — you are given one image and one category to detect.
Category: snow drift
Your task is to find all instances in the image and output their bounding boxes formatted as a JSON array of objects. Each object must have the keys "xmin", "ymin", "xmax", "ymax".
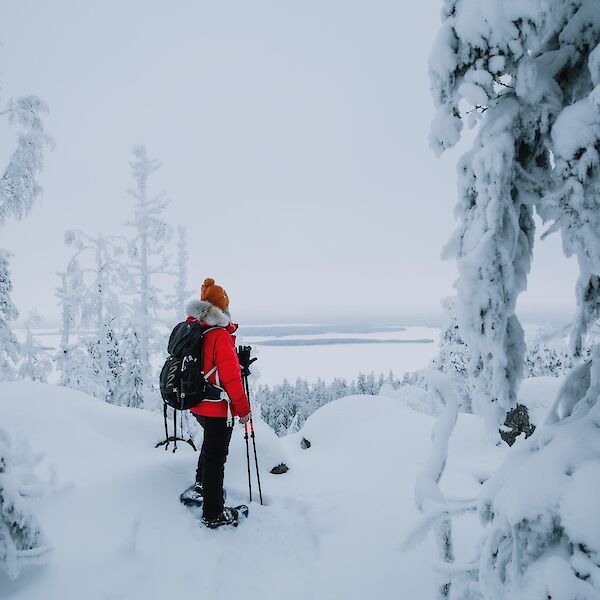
[{"xmin": 0, "ymin": 379, "xmax": 561, "ymax": 599}]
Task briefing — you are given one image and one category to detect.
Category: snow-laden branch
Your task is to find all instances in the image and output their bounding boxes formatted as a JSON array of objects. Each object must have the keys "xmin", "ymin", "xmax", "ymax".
[
  {"xmin": 410, "ymin": 370, "xmax": 461, "ymax": 599},
  {"xmin": 0, "ymin": 95, "xmax": 51, "ymax": 228},
  {"xmin": 414, "ymin": 369, "xmax": 460, "ymax": 510},
  {"xmin": 402, "ymin": 500, "xmax": 476, "ymax": 552}
]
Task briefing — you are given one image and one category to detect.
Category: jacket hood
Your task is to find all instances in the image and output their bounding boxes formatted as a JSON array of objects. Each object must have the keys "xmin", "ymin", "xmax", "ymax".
[{"xmin": 185, "ymin": 299, "xmax": 231, "ymax": 327}]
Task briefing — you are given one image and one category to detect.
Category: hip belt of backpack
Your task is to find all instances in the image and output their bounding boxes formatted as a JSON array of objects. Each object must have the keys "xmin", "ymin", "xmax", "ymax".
[{"xmin": 200, "ymin": 363, "xmax": 233, "ymax": 426}]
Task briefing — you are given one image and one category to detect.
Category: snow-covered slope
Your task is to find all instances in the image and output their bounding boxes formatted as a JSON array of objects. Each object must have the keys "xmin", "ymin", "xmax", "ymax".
[{"xmin": 0, "ymin": 380, "xmax": 559, "ymax": 599}]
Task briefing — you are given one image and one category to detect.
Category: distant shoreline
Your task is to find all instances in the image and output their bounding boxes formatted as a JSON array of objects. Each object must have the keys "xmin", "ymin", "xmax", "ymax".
[{"xmin": 252, "ymin": 338, "xmax": 435, "ymax": 347}]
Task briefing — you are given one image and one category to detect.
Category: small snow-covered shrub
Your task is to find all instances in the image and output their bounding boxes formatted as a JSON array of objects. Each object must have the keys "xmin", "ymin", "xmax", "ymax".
[
  {"xmin": 0, "ymin": 428, "xmax": 50, "ymax": 580},
  {"xmin": 18, "ymin": 312, "xmax": 52, "ymax": 382}
]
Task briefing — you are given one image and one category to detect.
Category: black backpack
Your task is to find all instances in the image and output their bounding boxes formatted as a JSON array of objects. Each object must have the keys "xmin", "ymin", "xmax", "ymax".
[{"xmin": 157, "ymin": 321, "xmax": 224, "ymax": 452}]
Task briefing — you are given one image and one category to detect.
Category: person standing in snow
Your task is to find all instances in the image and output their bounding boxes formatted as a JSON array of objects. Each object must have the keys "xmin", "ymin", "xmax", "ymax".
[{"xmin": 183, "ymin": 278, "xmax": 251, "ymax": 528}]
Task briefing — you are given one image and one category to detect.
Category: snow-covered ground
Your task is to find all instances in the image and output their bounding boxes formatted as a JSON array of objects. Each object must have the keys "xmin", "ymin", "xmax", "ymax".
[{"xmin": 0, "ymin": 377, "xmax": 561, "ymax": 599}]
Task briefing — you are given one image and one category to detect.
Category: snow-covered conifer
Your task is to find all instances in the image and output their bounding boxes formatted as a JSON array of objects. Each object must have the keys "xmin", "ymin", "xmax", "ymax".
[
  {"xmin": 17, "ymin": 312, "xmax": 52, "ymax": 382},
  {"xmin": 355, "ymin": 373, "xmax": 368, "ymax": 395},
  {"xmin": 0, "ymin": 81, "xmax": 50, "ymax": 380},
  {"xmin": 431, "ymin": 298, "xmax": 472, "ymax": 411},
  {"xmin": 294, "ymin": 378, "xmax": 312, "ymax": 424},
  {"xmin": 167, "ymin": 225, "xmax": 192, "ymax": 320},
  {"xmin": 125, "ymin": 145, "xmax": 172, "ymax": 406},
  {"xmin": 331, "ymin": 377, "xmax": 351, "ymax": 400},
  {"xmin": 429, "ymin": 1, "xmax": 600, "ymax": 429},
  {"xmin": 55, "ymin": 266, "xmax": 95, "ymax": 393},
  {"xmin": 274, "ymin": 379, "xmax": 294, "ymax": 436},
  {"xmin": 0, "ymin": 251, "xmax": 20, "ymax": 381},
  {"xmin": 365, "ymin": 372, "xmax": 377, "ymax": 395},
  {"xmin": 427, "ymin": 3, "xmax": 600, "ymax": 597},
  {"xmin": 0, "ymin": 428, "xmax": 50, "ymax": 580},
  {"xmin": 63, "ymin": 231, "xmax": 128, "ymax": 402},
  {"xmin": 114, "ymin": 326, "xmax": 144, "ymax": 408}
]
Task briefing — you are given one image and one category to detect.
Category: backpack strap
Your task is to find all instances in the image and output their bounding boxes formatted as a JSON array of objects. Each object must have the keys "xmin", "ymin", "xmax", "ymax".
[{"xmin": 202, "ymin": 335, "xmax": 233, "ymax": 427}]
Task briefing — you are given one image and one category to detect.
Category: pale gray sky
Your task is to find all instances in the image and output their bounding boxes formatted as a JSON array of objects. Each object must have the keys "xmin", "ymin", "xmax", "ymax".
[{"xmin": 0, "ymin": 0, "xmax": 579, "ymax": 324}]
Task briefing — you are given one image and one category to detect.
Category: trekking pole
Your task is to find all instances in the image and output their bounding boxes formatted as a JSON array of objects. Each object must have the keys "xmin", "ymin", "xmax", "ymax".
[
  {"xmin": 243, "ymin": 373, "xmax": 263, "ymax": 505},
  {"xmin": 243, "ymin": 421, "xmax": 253, "ymax": 503}
]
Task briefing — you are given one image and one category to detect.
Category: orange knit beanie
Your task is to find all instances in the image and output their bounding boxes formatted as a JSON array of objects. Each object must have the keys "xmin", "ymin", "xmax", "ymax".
[{"xmin": 200, "ymin": 278, "xmax": 229, "ymax": 312}]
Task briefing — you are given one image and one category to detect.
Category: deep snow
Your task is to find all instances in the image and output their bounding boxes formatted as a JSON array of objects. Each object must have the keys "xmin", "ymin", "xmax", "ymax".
[{"xmin": 0, "ymin": 378, "xmax": 559, "ymax": 599}]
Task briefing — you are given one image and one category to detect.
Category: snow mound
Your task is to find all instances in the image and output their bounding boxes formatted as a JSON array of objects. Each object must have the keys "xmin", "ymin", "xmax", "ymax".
[{"xmin": 0, "ymin": 382, "xmax": 507, "ymax": 599}]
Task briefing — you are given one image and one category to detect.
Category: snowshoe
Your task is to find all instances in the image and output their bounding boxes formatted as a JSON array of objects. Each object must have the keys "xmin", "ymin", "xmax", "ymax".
[
  {"xmin": 180, "ymin": 484, "xmax": 227, "ymax": 507},
  {"xmin": 202, "ymin": 505, "xmax": 249, "ymax": 529}
]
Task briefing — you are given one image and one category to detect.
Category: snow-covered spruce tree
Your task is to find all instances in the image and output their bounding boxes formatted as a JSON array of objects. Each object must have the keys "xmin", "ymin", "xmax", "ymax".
[
  {"xmin": 55, "ymin": 266, "xmax": 97, "ymax": 394},
  {"xmin": 0, "ymin": 250, "xmax": 20, "ymax": 381},
  {"xmin": 63, "ymin": 231, "xmax": 129, "ymax": 402},
  {"xmin": 0, "ymin": 428, "xmax": 50, "ymax": 580},
  {"xmin": 431, "ymin": 297, "xmax": 472, "ymax": 411},
  {"xmin": 430, "ymin": 0, "xmax": 600, "ymax": 431},
  {"xmin": 125, "ymin": 145, "xmax": 172, "ymax": 407},
  {"xmin": 114, "ymin": 326, "xmax": 144, "ymax": 408},
  {"xmin": 167, "ymin": 225, "xmax": 192, "ymax": 320},
  {"xmin": 56, "ymin": 269, "xmax": 82, "ymax": 388},
  {"xmin": 0, "ymin": 84, "xmax": 50, "ymax": 381},
  {"xmin": 17, "ymin": 312, "xmax": 52, "ymax": 382},
  {"xmin": 424, "ymin": 2, "xmax": 600, "ymax": 598}
]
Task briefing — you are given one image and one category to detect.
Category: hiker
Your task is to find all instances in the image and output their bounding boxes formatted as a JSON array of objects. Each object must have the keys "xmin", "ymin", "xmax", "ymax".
[{"xmin": 184, "ymin": 278, "xmax": 251, "ymax": 528}]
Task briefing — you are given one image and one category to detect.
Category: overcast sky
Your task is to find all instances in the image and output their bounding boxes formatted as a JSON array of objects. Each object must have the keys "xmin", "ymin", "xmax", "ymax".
[{"xmin": 0, "ymin": 0, "xmax": 579, "ymax": 324}]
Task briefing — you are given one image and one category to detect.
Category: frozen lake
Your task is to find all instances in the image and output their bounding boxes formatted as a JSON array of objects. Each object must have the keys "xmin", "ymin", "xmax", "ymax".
[
  {"xmin": 18, "ymin": 323, "xmax": 441, "ymax": 387},
  {"xmin": 238, "ymin": 323, "xmax": 440, "ymax": 385}
]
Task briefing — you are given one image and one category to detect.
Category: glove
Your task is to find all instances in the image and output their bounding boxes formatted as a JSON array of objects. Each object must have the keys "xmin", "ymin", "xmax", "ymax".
[{"xmin": 237, "ymin": 345, "xmax": 257, "ymax": 377}]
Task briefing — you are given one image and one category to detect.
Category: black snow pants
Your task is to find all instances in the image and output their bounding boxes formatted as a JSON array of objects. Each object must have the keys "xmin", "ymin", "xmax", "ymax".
[{"xmin": 194, "ymin": 415, "xmax": 233, "ymax": 520}]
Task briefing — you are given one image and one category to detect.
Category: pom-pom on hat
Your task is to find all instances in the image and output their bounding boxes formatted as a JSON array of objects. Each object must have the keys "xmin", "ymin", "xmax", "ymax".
[{"xmin": 200, "ymin": 278, "xmax": 229, "ymax": 312}]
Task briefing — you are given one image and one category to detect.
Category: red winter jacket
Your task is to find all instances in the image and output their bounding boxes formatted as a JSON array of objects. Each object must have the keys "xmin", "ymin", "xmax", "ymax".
[{"xmin": 187, "ymin": 317, "xmax": 250, "ymax": 419}]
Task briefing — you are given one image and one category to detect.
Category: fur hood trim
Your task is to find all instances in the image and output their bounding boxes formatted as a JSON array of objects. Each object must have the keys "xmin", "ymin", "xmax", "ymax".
[{"xmin": 185, "ymin": 299, "xmax": 231, "ymax": 327}]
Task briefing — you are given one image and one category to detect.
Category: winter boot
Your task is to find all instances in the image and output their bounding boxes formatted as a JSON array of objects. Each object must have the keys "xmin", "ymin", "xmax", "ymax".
[
  {"xmin": 202, "ymin": 505, "xmax": 248, "ymax": 529},
  {"xmin": 180, "ymin": 484, "xmax": 228, "ymax": 507},
  {"xmin": 180, "ymin": 484, "xmax": 204, "ymax": 506}
]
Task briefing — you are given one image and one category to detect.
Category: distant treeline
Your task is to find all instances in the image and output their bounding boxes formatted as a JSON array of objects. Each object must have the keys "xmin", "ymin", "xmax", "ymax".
[{"xmin": 255, "ymin": 371, "xmax": 399, "ymax": 436}]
